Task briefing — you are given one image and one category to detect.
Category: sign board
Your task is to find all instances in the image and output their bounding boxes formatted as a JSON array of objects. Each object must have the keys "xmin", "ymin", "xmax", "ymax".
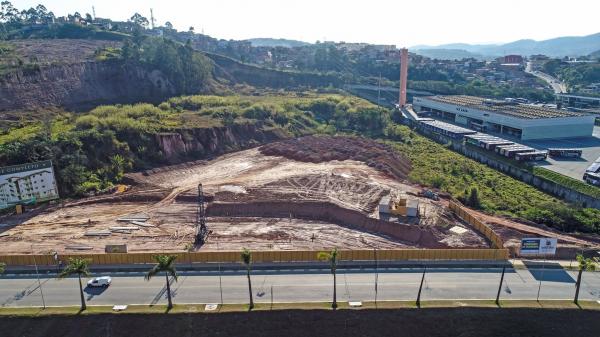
[
  {"xmin": 0, "ymin": 160, "xmax": 59, "ymax": 210},
  {"xmin": 520, "ymin": 238, "xmax": 558, "ymax": 256}
]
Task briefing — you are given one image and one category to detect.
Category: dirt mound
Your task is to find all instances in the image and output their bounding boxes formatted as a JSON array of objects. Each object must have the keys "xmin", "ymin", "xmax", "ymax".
[{"xmin": 260, "ymin": 135, "xmax": 412, "ymax": 181}]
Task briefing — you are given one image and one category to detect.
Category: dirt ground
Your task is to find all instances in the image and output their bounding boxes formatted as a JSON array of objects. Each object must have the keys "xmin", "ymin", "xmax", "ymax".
[
  {"xmin": 0, "ymin": 142, "xmax": 487, "ymax": 254},
  {"xmin": 2, "ymin": 308, "xmax": 600, "ymax": 337}
]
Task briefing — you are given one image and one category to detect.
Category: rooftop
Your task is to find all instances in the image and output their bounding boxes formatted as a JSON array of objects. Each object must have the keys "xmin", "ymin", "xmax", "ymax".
[{"xmin": 423, "ymin": 95, "xmax": 586, "ymax": 119}]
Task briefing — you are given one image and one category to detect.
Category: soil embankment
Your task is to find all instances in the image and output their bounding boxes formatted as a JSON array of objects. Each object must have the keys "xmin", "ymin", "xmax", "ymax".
[{"xmin": 260, "ymin": 135, "xmax": 412, "ymax": 181}]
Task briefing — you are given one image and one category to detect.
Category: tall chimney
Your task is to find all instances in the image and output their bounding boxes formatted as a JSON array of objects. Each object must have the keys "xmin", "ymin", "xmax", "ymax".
[{"xmin": 399, "ymin": 48, "xmax": 409, "ymax": 107}]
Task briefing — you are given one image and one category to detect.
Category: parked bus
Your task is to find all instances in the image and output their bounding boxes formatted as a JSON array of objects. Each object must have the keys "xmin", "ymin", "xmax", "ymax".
[
  {"xmin": 515, "ymin": 151, "xmax": 548, "ymax": 161},
  {"xmin": 547, "ymin": 148, "xmax": 583, "ymax": 158}
]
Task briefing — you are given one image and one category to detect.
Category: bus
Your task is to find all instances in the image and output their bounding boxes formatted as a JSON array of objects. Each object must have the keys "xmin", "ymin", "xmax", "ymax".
[{"xmin": 547, "ymin": 148, "xmax": 583, "ymax": 158}]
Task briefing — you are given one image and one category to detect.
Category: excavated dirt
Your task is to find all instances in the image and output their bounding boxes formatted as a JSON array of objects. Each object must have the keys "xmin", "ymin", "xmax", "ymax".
[
  {"xmin": 260, "ymin": 135, "xmax": 411, "ymax": 181},
  {"xmin": 0, "ymin": 140, "xmax": 486, "ymax": 254}
]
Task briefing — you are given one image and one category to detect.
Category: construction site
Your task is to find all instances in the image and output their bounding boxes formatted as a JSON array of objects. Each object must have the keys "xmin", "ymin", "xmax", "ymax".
[{"xmin": 0, "ymin": 135, "xmax": 597, "ymax": 257}]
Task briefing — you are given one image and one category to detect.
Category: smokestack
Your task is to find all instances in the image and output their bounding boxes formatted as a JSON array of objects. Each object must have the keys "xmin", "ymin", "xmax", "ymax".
[{"xmin": 399, "ymin": 48, "xmax": 408, "ymax": 107}]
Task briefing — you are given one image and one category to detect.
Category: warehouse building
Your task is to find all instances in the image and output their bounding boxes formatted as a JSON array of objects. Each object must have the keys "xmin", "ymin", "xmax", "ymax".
[{"xmin": 413, "ymin": 95, "xmax": 595, "ymax": 140}]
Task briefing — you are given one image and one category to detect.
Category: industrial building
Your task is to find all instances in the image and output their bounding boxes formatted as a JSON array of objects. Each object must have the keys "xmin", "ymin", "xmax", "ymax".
[{"xmin": 413, "ymin": 95, "xmax": 595, "ymax": 140}]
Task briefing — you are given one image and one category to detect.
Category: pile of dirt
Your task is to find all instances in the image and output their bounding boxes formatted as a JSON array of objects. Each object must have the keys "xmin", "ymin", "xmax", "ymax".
[{"xmin": 259, "ymin": 135, "xmax": 412, "ymax": 181}]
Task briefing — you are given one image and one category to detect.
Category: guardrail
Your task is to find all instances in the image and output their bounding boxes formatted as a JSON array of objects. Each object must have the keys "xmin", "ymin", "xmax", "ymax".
[
  {"xmin": 0, "ymin": 248, "xmax": 509, "ymax": 266},
  {"xmin": 448, "ymin": 201, "xmax": 504, "ymax": 249}
]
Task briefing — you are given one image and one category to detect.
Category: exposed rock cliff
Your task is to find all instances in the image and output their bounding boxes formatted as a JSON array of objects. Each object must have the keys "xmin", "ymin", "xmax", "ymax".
[
  {"xmin": 0, "ymin": 60, "xmax": 177, "ymax": 112},
  {"xmin": 154, "ymin": 123, "xmax": 289, "ymax": 163}
]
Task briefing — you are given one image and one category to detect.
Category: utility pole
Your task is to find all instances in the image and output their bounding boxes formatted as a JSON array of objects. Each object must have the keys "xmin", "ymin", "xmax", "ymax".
[
  {"xmin": 92, "ymin": 6, "xmax": 96, "ymax": 20},
  {"xmin": 416, "ymin": 265, "xmax": 426, "ymax": 308},
  {"xmin": 150, "ymin": 8, "xmax": 155, "ymax": 29},
  {"xmin": 31, "ymin": 245, "xmax": 46, "ymax": 309},
  {"xmin": 495, "ymin": 266, "xmax": 506, "ymax": 305}
]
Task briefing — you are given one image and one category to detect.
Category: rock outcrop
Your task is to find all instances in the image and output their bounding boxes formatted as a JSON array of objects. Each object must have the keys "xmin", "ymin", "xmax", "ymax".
[
  {"xmin": 155, "ymin": 123, "xmax": 289, "ymax": 163},
  {"xmin": 0, "ymin": 60, "xmax": 177, "ymax": 112}
]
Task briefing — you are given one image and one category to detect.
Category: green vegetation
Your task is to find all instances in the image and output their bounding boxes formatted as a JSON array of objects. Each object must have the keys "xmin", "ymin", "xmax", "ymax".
[
  {"xmin": 532, "ymin": 167, "xmax": 600, "ymax": 200},
  {"xmin": 241, "ymin": 248, "xmax": 254, "ymax": 310},
  {"xmin": 121, "ymin": 36, "xmax": 212, "ymax": 94},
  {"xmin": 317, "ymin": 248, "xmax": 339, "ymax": 309},
  {"xmin": 0, "ymin": 90, "xmax": 598, "ymax": 234},
  {"xmin": 59, "ymin": 257, "xmax": 91, "ymax": 311},
  {"xmin": 0, "ymin": 94, "xmax": 385, "ymax": 196},
  {"xmin": 145, "ymin": 255, "xmax": 178, "ymax": 310},
  {"xmin": 574, "ymin": 254, "xmax": 598, "ymax": 304},
  {"xmin": 386, "ymin": 124, "xmax": 600, "ymax": 233},
  {"xmin": 543, "ymin": 59, "xmax": 600, "ymax": 94}
]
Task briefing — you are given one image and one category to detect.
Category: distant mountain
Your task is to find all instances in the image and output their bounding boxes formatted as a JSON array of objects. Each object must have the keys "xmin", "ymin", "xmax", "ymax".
[
  {"xmin": 590, "ymin": 50, "xmax": 600, "ymax": 60},
  {"xmin": 413, "ymin": 32, "xmax": 600, "ymax": 58},
  {"xmin": 245, "ymin": 38, "xmax": 310, "ymax": 48},
  {"xmin": 412, "ymin": 48, "xmax": 487, "ymax": 60}
]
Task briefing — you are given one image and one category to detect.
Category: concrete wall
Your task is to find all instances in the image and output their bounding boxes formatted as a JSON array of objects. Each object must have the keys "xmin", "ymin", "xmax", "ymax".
[{"xmin": 207, "ymin": 200, "xmax": 448, "ymax": 248}]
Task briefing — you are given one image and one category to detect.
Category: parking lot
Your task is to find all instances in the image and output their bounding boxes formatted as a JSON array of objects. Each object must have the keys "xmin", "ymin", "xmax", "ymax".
[{"xmin": 525, "ymin": 125, "xmax": 600, "ymax": 181}]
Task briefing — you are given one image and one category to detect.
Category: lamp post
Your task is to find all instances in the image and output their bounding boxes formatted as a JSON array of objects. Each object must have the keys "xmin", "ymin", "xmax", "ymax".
[{"xmin": 31, "ymin": 245, "xmax": 46, "ymax": 309}]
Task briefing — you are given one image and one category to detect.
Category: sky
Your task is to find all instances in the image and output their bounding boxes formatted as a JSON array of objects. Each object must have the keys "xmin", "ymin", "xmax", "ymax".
[{"xmin": 11, "ymin": 0, "xmax": 600, "ymax": 47}]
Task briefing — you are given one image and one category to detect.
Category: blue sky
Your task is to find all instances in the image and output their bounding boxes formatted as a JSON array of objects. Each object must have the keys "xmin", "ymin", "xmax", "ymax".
[{"xmin": 11, "ymin": 0, "xmax": 600, "ymax": 46}]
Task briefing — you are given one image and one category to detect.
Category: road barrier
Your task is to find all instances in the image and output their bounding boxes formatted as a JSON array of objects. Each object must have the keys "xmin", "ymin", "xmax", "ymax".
[
  {"xmin": 448, "ymin": 201, "xmax": 504, "ymax": 249},
  {"xmin": 0, "ymin": 248, "xmax": 508, "ymax": 266}
]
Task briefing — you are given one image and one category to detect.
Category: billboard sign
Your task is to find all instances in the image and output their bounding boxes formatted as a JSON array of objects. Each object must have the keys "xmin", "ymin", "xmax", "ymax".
[
  {"xmin": 0, "ymin": 160, "xmax": 59, "ymax": 210},
  {"xmin": 520, "ymin": 238, "xmax": 558, "ymax": 256}
]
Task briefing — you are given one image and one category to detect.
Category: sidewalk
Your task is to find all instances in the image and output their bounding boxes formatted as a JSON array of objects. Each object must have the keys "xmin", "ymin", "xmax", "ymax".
[{"xmin": 3, "ymin": 258, "xmax": 582, "ymax": 275}]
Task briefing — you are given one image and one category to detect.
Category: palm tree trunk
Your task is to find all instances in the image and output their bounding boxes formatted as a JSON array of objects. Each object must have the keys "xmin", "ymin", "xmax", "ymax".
[
  {"xmin": 574, "ymin": 269, "xmax": 583, "ymax": 304},
  {"xmin": 78, "ymin": 274, "xmax": 86, "ymax": 311},
  {"xmin": 165, "ymin": 272, "xmax": 173, "ymax": 309},
  {"xmin": 332, "ymin": 271, "xmax": 337, "ymax": 309},
  {"xmin": 247, "ymin": 268, "xmax": 254, "ymax": 309}
]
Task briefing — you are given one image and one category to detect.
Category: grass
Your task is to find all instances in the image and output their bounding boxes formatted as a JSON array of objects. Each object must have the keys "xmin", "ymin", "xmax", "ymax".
[
  {"xmin": 1, "ymin": 300, "xmax": 598, "ymax": 317},
  {"xmin": 533, "ymin": 166, "xmax": 600, "ymax": 199}
]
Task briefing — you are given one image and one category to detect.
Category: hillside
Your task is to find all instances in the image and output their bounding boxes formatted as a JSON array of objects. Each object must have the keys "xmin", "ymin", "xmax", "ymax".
[
  {"xmin": 245, "ymin": 38, "xmax": 311, "ymax": 48},
  {"xmin": 0, "ymin": 92, "xmax": 598, "ymax": 233},
  {"xmin": 412, "ymin": 48, "xmax": 487, "ymax": 60},
  {"xmin": 414, "ymin": 32, "xmax": 600, "ymax": 58}
]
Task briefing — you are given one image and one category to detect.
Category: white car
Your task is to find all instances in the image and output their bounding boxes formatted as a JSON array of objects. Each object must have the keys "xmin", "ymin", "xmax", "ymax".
[{"xmin": 87, "ymin": 276, "xmax": 112, "ymax": 287}]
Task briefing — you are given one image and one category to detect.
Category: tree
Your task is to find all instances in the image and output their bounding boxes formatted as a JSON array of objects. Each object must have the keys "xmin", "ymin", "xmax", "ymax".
[
  {"xmin": 145, "ymin": 255, "xmax": 178, "ymax": 309},
  {"xmin": 467, "ymin": 187, "xmax": 481, "ymax": 208},
  {"xmin": 574, "ymin": 254, "xmax": 598, "ymax": 304},
  {"xmin": 0, "ymin": 262, "xmax": 5, "ymax": 274},
  {"xmin": 1, "ymin": 1, "xmax": 20, "ymax": 24},
  {"xmin": 318, "ymin": 248, "xmax": 339, "ymax": 309},
  {"xmin": 59, "ymin": 257, "xmax": 91, "ymax": 311},
  {"xmin": 241, "ymin": 248, "xmax": 254, "ymax": 309},
  {"xmin": 130, "ymin": 12, "xmax": 149, "ymax": 28},
  {"xmin": 188, "ymin": 26, "xmax": 194, "ymax": 33},
  {"xmin": 164, "ymin": 21, "xmax": 173, "ymax": 30}
]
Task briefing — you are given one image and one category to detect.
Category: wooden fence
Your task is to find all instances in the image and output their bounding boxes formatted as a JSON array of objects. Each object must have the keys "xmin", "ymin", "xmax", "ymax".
[
  {"xmin": 0, "ymin": 248, "xmax": 509, "ymax": 266},
  {"xmin": 448, "ymin": 201, "xmax": 504, "ymax": 249}
]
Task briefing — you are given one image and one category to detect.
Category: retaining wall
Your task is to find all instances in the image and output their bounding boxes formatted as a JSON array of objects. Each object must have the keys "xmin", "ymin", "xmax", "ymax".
[
  {"xmin": 207, "ymin": 200, "xmax": 445, "ymax": 248},
  {"xmin": 0, "ymin": 249, "xmax": 509, "ymax": 266}
]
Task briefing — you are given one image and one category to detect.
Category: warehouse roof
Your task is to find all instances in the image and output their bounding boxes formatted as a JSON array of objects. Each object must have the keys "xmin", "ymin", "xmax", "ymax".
[{"xmin": 421, "ymin": 95, "xmax": 586, "ymax": 119}]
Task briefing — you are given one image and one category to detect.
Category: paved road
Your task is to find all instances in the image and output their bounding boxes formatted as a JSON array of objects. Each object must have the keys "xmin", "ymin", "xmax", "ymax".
[
  {"xmin": 525, "ymin": 62, "xmax": 567, "ymax": 94},
  {"xmin": 2, "ymin": 268, "xmax": 600, "ymax": 307}
]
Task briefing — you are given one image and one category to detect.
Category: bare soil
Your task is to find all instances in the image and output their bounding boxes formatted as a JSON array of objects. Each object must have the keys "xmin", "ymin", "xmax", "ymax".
[
  {"xmin": 0, "ymin": 142, "xmax": 486, "ymax": 254},
  {"xmin": 260, "ymin": 135, "xmax": 411, "ymax": 181}
]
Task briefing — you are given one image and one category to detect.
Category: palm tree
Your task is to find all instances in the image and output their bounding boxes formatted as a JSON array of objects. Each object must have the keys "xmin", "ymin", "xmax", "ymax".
[
  {"xmin": 241, "ymin": 248, "xmax": 254, "ymax": 309},
  {"xmin": 318, "ymin": 248, "xmax": 339, "ymax": 309},
  {"xmin": 574, "ymin": 254, "xmax": 598, "ymax": 304},
  {"xmin": 145, "ymin": 255, "xmax": 178, "ymax": 309},
  {"xmin": 59, "ymin": 257, "xmax": 91, "ymax": 311}
]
